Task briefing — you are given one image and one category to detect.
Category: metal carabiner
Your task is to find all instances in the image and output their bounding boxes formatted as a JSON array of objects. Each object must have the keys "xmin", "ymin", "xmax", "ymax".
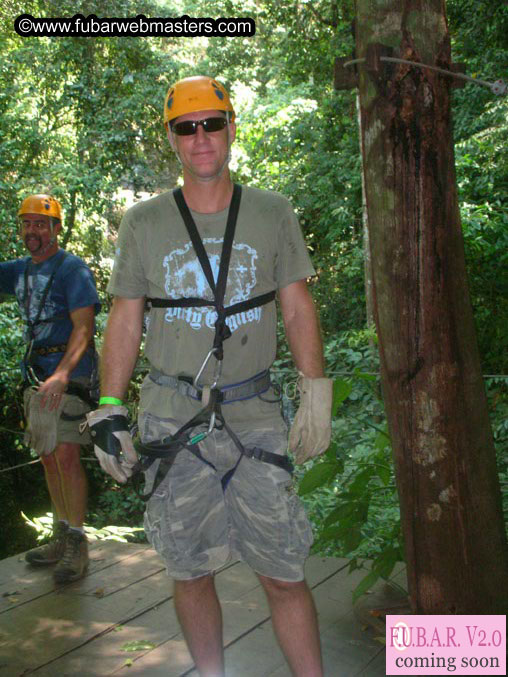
[
  {"xmin": 194, "ymin": 348, "xmax": 222, "ymax": 389},
  {"xmin": 207, "ymin": 410, "xmax": 216, "ymax": 435},
  {"xmin": 24, "ymin": 340, "xmax": 42, "ymax": 386},
  {"xmin": 27, "ymin": 366, "xmax": 42, "ymax": 386},
  {"xmin": 210, "ymin": 356, "xmax": 223, "ymax": 389}
]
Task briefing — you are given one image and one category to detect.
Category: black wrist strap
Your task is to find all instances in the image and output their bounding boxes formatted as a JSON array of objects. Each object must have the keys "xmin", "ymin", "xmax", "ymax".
[{"xmin": 90, "ymin": 414, "xmax": 129, "ymax": 458}]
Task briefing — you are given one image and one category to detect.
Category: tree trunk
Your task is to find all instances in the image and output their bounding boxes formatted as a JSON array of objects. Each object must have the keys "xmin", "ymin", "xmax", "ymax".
[
  {"xmin": 355, "ymin": 0, "xmax": 507, "ymax": 613},
  {"xmin": 62, "ymin": 188, "xmax": 77, "ymax": 248}
]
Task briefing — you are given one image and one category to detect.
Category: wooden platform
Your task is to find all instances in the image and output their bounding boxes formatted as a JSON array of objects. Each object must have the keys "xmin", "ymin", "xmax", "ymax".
[{"xmin": 0, "ymin": 540, "xmax": 406, "ymax": 676}]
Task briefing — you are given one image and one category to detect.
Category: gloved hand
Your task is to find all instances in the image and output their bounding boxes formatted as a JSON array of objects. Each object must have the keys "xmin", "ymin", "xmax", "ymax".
[
  {"xmin": 288, "ymin": 375, "xmax": 333, "ymax": 464},
  {"xmin": 85, "ymin": 406, "xmax": 138, "ymax": 483}
]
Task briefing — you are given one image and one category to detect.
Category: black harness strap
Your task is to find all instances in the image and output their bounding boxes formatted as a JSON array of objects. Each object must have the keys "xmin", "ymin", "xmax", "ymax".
[
  {"xmin": 22, "ymin": 250, "xmax": 99, "ymax": 405},
  {"xmin": 171, "ymin": 184, "xmax": 240, "ymax": 358},
  {"xmin": 23, "ymin": 250, "xmax": 69, "ymax": 341},
  {"xmin": 138, "ymin": 185, "xmax": 288, "ymax": 498},
  {"xmin": 147, "ymin": 184, "xmax": 276, "ymax": 359},
  {"xmin": 134, "ymin": 389, "xmax": 293, "ymax": 502}
]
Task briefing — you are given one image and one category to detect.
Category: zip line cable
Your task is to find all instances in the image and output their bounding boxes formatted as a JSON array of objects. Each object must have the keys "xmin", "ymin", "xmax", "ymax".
[
  {"xmin": 0, "ymin": 455, "xmax": 99, "ymax": 474},
  {"xmin": 343, "ymin": 56, "xmax": 506, "ymax": 96}
]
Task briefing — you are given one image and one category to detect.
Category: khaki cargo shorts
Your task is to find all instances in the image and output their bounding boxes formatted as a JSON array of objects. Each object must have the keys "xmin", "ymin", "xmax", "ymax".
[
  {"xmin": 23, "ymin": 381, "xmax": 92, "ymax": 448},
  {"xmin": 141, "ymin": 412, "xmax": 313, "ymax": 581}
]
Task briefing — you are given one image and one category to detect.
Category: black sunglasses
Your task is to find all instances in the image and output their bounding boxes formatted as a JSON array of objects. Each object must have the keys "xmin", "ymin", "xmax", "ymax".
[{"xmin": 171, "ymin": 116, "xmax": 228, "ymax": 136}]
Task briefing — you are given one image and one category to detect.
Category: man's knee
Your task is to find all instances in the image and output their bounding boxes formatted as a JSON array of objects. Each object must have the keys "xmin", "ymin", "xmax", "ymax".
[
  {"xmin": 40, "ymin": 452, "xmax": 59, "ymax": 473},
  {"xmin": 54, "ymin": 442, "xmax": 83, "ymax": 474},
  {"xmin": 174, "ymin": 573, "xmax": 215, "ymax": 596},
  {"xmin": 257, "ymin": 574, "xmax": 308, "ymax": 598}
]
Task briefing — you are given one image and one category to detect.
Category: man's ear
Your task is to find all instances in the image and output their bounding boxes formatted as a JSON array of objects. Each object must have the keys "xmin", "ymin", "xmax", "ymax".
[{"xmin": 229, "ymin": 120, "xmax": 236, "ymax": 145}]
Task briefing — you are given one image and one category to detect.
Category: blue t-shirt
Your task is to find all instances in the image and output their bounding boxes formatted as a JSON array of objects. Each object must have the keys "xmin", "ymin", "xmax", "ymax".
[{"xmin": 0, "ymin": 249, "xmax": 101, "ymax": 380}]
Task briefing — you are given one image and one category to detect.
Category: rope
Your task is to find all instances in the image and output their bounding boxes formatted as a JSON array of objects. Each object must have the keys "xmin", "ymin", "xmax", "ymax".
[
  {"xmin": 0, "ymin": 458, "xmax": 40, "ymax": 473},
  {"xmin": 0, "ymin": 455, "xmax": 99, "ymax": 475}
]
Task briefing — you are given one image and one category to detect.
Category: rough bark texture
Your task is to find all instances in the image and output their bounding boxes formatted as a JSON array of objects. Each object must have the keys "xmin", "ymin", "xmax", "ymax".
[{"xmin": 355, "ymin": 0, "xmax": 507, "ymax": 613}]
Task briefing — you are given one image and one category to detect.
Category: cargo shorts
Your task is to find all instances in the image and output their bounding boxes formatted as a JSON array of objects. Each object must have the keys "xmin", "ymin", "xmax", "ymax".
[
  {"xmin": 141, "ymin": 412, "xmax": 313, "ymax": 581},
  {"xmin": 23, "ymin": 379, "xmax": 92, "ymax": 447}
]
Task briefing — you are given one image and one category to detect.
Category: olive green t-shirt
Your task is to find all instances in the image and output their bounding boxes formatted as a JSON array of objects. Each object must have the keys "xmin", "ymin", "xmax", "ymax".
[{"xmin": 108, "ymin": 185, "xmax": 315, "ymax": 429}]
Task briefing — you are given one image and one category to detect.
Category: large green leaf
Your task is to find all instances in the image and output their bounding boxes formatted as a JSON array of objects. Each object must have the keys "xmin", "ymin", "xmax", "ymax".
[
  {"xmin": 332, "ymin": 379, "xmax": 353, "ymax": 416},
  {"xmin": 298, "ymin": 462, "xmax": 340, "ymax": 496},
  {"xmin": 352, "ymin": 568, "xmax": 382, "ymax": 604}
]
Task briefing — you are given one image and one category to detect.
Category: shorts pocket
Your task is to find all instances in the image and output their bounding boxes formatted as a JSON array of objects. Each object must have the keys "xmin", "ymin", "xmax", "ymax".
[
  {"xmin": 144, "ymin": 454, "xmax": 224, "ymax": 567},
  {"xmin": 61, "ymin": 394, "xmax": 89, "ymax": 421},
  {"xmin": 282, "ymin": 483, "xmax": 314, "ymax": 555},
  {"xmin": 144, "ymin": 479, "xmax": 190, "ymax": 561}
]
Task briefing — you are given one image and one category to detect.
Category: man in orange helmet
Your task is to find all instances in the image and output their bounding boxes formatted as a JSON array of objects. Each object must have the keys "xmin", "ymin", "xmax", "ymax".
[
  {"xmin": 88, "ymin": 77, "xmax": 331, "ymax": 676},
  {"xmin": 0, "ymin": 194, "xmax": 100, "ymax": 583}
]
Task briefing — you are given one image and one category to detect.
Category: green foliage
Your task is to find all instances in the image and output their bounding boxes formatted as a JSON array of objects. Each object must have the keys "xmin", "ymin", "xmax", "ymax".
[
  {"xmin": 21, "ymin": 511, "xmax": 143, "ymax": 543},
  {"xmin": 121, "ymin": 640, "xmax": 156, "ymax": 652},
  {"xmin": 0, "ymin": 0, "xmax": 506, "ymax": 603},
  {"xmin": 448, "ymin": 0, "xmax": 508, "ymax": 374},
  {"xmin": 294, "ymin": 332, "xmax": 403, "ymax": 597}
]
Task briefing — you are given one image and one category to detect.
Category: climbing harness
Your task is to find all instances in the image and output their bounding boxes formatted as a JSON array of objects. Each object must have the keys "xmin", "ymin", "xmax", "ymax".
[
  {"xmin": 131, "ymin": 184, "xmax": 292, "ymax": 499},
  {"xmin": 21, "ymin": 249, "xmax": 98, "ymax": 414},
  {"xmin": 22, "ymin": 250, "xmax": 69, "ymax": 385}
]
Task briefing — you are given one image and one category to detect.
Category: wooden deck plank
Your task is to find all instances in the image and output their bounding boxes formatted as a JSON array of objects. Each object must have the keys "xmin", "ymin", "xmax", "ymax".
[
  {"xmin": 0, "ymin": 541, "xmax": 149, "ymax": 613},
  {"xmin": 355, "ymin": 649, "xmax": 387, "ymax": 676},
  {"xmin": 0, "ymin": 541, "xmax": 403, "ymax": 677},
  {"xmin": 0, "ymin": 545, "xmax": 173, "ymax": 675},
  {"xmin": 112, "ymin": 557, "xmax": 349, "ymax": 676},
  {"xmin": 28, "ymin": 599, "xmax": 182, "ymax": 677},
  {"xmin": 30, "ymin": 562, "xmax": 254, "ymax": 676},
  {"xmin": 200, "ymin": 566, "xmax": 387, "ymax": 677}
]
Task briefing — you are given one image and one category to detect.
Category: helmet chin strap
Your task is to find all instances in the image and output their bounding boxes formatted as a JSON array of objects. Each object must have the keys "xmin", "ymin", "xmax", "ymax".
[
  {"xmin": 36, "ymin": 235, "xmax": 57, "ymax": 256},
  {"xmin": 170, "ymin": 118, "xmax": 232, "ymax": 183},
  {"xmin": 25, "ymin": 220, "xmax": 58, "ymax": 257}
]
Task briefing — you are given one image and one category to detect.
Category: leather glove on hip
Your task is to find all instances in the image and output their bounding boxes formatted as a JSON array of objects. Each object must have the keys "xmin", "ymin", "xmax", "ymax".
[
  {"xmin": 85, "ymin": 405, "xmax": 138, "ymax": 483},
  {"xmin": 288, "ymin": 375, "xmax": 333, "ymax": 464}
]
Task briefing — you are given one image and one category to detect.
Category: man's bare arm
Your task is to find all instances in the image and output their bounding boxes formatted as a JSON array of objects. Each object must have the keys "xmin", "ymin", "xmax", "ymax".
[
  {"xmin": 278, "ymin": 280, "xmax": 325, "ymax": 378},
  {"xmin": 38, "ymin": 305, "xmax": 95, "ymax": 408},
  {"xmin": 100, "ymin": 296, "xmax": 145, "ymax": 401}
]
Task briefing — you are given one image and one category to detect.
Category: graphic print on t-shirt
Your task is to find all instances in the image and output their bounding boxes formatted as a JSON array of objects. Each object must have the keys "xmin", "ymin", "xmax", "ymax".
[
  {"xmin": 162, "ymin": 238, "xmax": 263, "ymax": 333},
  {"xmin": 15, "ymin": 272, "xmax": 57, "ymax": 342}
]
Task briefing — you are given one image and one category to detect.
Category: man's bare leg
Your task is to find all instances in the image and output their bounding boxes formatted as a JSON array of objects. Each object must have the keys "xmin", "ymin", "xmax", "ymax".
[
  {"xmin": 54, "ymin": 442, "xmax": 87, "ymax": 527},
  {"xmin": 173, "ymin": 574, "xmax": 225, "ymax": 677},
  {"xmin": 41, "ymin": 448, "xmax": 69, "ymax": 522},
  {"xmin": 258, "ymin": 574, "xmax": 323, "ymax": 677}
]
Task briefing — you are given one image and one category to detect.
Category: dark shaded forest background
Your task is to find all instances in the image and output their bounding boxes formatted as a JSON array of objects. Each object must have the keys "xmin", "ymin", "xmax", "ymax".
[{"xmin": 0, "ymin": 0, "xmax": 506, "ymax": 596}]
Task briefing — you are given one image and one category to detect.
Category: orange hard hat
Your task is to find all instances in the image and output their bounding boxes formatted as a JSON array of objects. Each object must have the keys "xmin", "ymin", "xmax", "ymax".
[
  {"xmin": 18, "ymin": 194, "xmax": 62, "ymax": 221},
  {"xmin": 163, "ymin": 76, "xmax": 235, "ymax": 125}
]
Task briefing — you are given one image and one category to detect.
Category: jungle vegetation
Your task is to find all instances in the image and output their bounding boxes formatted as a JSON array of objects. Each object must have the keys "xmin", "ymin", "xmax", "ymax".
[{"xmin": 0, "ymin": 0, "xmax": 506, "ymax": 599}]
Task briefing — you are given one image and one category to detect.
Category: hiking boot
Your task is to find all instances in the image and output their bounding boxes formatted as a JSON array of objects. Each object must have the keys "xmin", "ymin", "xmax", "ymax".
[
  {"xmin": 53, "ymin": 530, "xmax": 89, "ymax": 583},
  {"xmin": 25, "ymin": 521, "xmax": 68, "ymax": 566}
]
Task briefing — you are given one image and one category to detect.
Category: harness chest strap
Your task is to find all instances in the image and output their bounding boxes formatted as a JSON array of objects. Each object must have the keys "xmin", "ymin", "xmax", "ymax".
[
  {"xmin": 22, "ymin": 250, "xmax": 99, "ymax": 402},
  {"xmin": 146, "ymin": 184, "xmax": 277, "ymax": 359},
  {"xmin": 134, "ymin": 185, "xmax": 290, "ymax": 497},
  {"xmin": 23, "ymin": 250, "xmax": 69, "ymax": 340}
]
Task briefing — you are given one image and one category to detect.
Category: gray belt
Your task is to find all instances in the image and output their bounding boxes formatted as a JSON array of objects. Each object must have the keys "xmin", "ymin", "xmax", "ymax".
[{"xmin": 149, "ymin": 368, "xmax": 272, "ymax": 404}]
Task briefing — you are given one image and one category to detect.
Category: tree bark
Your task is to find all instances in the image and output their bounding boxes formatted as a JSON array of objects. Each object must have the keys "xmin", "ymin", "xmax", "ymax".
[{"xmin": 355, "ymin": 0, "xmax": 507, "ymax": 613}]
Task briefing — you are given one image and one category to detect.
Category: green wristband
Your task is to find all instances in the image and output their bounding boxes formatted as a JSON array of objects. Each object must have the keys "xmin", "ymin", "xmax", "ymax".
[{"xmin": 99, "ymin": 396, "xmax": 123, "ymax": 406}]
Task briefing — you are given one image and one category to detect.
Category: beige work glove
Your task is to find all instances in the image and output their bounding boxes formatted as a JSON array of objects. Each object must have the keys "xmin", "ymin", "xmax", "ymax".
[
  {"xmin": 288, "ymin": 375, "xmax": 333, "ymax": 464},
  {"xmin": 84, "ymin": 406, "xmax": 138, "ymax": 483}
]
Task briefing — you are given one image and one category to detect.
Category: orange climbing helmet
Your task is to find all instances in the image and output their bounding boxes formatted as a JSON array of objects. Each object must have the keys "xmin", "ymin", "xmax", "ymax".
[
  {"xmin": 163, "ymin": 76, "xmax": 235, "ymax": 125},
  {"xmin": 18, "ymin": 194, "xmax": 62, "ymax": 221}
]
